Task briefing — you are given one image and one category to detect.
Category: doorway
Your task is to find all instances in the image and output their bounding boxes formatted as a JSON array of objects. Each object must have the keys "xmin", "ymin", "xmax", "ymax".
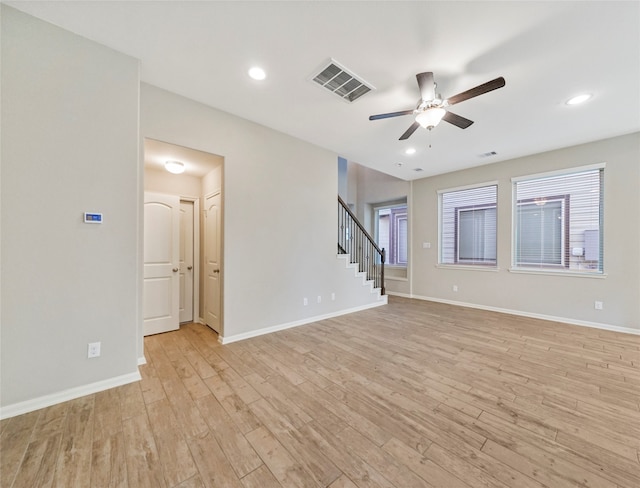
[{"xmin": 143, "ymin": 138, "xmax": 223, "ymax": 335}]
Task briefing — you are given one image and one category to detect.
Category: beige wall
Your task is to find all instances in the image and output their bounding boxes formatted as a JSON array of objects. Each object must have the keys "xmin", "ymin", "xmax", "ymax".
[
  {"xmin": 410, "ymin": 132, "xmax": 640, "ymax": 331},
  {"xmin": 1, "ymin": 6, "xmax": 141, "ymax": 410}
]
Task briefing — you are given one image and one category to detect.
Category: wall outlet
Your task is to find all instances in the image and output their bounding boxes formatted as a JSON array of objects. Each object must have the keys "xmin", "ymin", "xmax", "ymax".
[
  {"xmin": 423, "ymin": 242, "xmax": 431, "ymax": 249},
  {"xmin": 452, "ymin": 285, "xmax": 458, "ymax": 292},
  {"xmin": 331, "ymin": 292, "xmax": 336, "ymax": 301},
  {"xmin": 317, "ymin": 295, "xmax": 322, "ymax": 304},
  {"xmin": 303, "ymin": 297, "xmax": 308, "ymax": 306},
  {"xmin": 88, "ymin": 342, "xmax": 101, "ymax": 358},
  {"xmin": 594, "ymin": 301, "xmax": 603, "ymax": 310}
]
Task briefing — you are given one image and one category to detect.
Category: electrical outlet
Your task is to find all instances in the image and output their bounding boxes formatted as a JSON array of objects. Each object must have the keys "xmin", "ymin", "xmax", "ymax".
[
  {"xmin": 303, "ymin": 297, "xmax": 308, "ymax": 306},
  {"xmin": 452, "ymin": 285, "xmax": 458, "ymax": 292},
  {"xmin": 423, "ymin": 242, "xmax": 431, "ymax": 249},
  {"xmin": 594, "ymin": 301, "xmax": 603, "ymax": 310},
  {"xmin": 317, "ymin": 295, "xmax": 322, "ymax": 303},
  {"xmin": 88, "ymin": 342, "xmax": 101, "ymax": 358},
  {"xmin": 331, "ymin": 292, "xmax": 336, "ymax": 301}
]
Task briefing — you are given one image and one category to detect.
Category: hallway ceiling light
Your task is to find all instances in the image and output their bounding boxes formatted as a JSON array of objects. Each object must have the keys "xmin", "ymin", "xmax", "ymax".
[
  {"xmin": 165, "ymin": 160, "xmax": 185, "ymax": 174},
  {"xmin": 248, "ymin": 67, "xmax": 266, "ymax": 80},
  {"xmin": 405, "ymin": 148, "xmax": 416, "ymax": 155}
]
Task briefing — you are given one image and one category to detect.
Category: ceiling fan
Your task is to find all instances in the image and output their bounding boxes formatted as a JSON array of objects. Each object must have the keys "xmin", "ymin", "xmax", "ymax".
[{"xmin": 369, "ymin": 72, "xmax": 506, "ymax": 140}]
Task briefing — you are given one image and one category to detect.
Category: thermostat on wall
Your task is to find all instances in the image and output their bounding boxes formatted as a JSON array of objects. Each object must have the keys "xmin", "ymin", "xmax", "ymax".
[{"xmin": 84, "ymin": 212, "xmax": 103, "ymax": 224}]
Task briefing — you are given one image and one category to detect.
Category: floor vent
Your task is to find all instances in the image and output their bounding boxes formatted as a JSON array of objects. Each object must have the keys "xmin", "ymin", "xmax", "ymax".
[{"xmin": 310, "ymin": 59, "xmax": 374, "ymax": 103}]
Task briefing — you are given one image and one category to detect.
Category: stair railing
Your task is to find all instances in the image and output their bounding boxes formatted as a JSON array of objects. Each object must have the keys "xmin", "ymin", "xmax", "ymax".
[{"xmin": 338, "ymin": 196, "xmax": 385, "ymax": 295}]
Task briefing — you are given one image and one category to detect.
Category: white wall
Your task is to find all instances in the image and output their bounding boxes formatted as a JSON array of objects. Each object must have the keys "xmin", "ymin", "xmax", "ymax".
[
  {"xmin": 140, "ymin": 84, "xmax": 381, "ymax": 340},
  {"xmin": 411, "ymin": 132, "xmax": 640, "ymax": 331},
  {"xmin": 1, "ymin": 6, "xmax": 141, "ymax": 412}
]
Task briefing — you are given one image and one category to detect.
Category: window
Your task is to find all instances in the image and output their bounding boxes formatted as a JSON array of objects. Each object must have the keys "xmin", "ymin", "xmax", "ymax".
[
  {"xmin": 513, "ymin": 165, "xmax": 603, "ymax": 274},
  {"xmin": 375, "ymin": 204, "xmax": 407, "ymax": 266},
  {"xmin": 439, "ymin": 184, "xmax": 497, "ymax": 266}
]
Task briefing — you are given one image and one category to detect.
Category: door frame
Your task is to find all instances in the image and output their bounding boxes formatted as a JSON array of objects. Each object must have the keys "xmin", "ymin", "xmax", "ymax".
[
  {"xmin": 180, "ymin": 196, "xmax": 200, "ymax": 324},
  {"xmin": 204, "ymin": 189, "xmax": 223, "ymax": 336}
]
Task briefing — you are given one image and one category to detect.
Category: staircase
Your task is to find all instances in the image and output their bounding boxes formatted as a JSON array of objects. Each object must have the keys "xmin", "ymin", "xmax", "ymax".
[{"xmin": 338, "ymin": 196, "xmax": 385, "ymax": 296}]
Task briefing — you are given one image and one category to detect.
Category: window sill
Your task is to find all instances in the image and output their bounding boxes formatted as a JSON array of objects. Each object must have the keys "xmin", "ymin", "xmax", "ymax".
[
  {"xmin": 508, "ymin": 268, "xmax": 607, "ymax": 279},
  {"xmin": 436, "ymin": 264, "xmax": 500, "ymax": 272}
]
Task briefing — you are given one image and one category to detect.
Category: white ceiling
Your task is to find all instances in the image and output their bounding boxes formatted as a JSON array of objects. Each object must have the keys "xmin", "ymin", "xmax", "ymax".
[{"xmin": 6, "ymin": 1, "xmax": 640, "ymax": 181}]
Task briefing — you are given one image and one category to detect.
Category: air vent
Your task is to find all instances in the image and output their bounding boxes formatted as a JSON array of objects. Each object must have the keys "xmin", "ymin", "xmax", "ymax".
[{"xmin": 310, "ymin": 59, "xmax": 375, "ymax": 103}]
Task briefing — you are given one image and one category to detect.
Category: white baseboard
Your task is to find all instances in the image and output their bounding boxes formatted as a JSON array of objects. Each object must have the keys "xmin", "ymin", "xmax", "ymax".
[
  {"xmin": 0, "ymin": 371, "xmax": 142, "ymax": 420},
  {"xmin": 219, "ymin": 299, "xmax": 388, "ymax": 345},
  {"xmin": 408, "ymin": 294, "xmax": 640, "ymax": 336},
  {"xmin": 138, "ymin": 356, "xmax": 147, "ymax": 366},
  {"xmin": 386, "ymin": 291, "xmax": 413, "ymax": 298}
]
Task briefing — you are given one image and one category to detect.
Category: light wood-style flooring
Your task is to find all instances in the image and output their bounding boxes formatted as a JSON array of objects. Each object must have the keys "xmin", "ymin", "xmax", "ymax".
[{"xmin": 2, "ymin": 296, "xmax": 639, "ymax": 487}]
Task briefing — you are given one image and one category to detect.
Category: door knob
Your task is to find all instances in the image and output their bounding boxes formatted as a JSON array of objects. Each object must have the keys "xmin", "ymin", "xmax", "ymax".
[
  {"xmin": 187, "ymin": 266, "xmax": 193, "ymax": 270},
  {"xmin": 213, "ymin": 269, "xmax": 220, "ymax": 274},
  {"xmin": 172, "ymin": 268, "xmax": 179, "ymax": 272}
]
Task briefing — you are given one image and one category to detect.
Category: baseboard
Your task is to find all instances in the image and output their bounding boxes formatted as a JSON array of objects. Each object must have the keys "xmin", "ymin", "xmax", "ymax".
[
  {"xmin": 0, "ymin": 370, "xmax": 142, "ymax": 420},
  {"xmin": 138, "ymin": 356, "xmax": 147, "ymax": 366},
  {"xmin": 386, "ymin": 291, "xmax": 412, "ymax": 298},
  {"xmin": 219, "ymin": 299, "xmax": 388, "ymax": 345},
  {"xmin": 408, "ymin": 294, "xmax": 640, "ymax": 336}
]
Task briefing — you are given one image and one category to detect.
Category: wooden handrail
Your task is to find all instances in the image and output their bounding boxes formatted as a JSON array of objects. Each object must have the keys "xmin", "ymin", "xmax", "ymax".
[
  {"xmin": 338, "ymin": 196, "xmax": 385, "ymax": 295},
  {"xmin": 338, "ymin": 196, "xmax": 384, "ymax": 255}
]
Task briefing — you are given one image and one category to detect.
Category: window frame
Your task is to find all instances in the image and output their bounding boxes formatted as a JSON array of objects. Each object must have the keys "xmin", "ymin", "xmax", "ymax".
[
  {"xmin": 373, "ymin": 201, "xmax": 408, "ymax": 268},
  {"xmin": 511, "ymin": 163, "xmax": 605, "ymax": 276},
  {"xmin": 438, "ymin": 182, "xmax": 498, "ymax": 269},
  {"xmin": 455, "ymin": 203, "xmax": 497, "ymax": 265}
]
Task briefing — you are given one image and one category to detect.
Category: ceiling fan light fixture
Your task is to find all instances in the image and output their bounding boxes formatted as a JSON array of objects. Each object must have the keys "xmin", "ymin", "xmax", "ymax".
[
  {"xmin": 566, "ymin": 93, "xmax": 591, "ymax": 105},
  {"xmin": 415, "ymin": 107, "xmax": 446, "ymax": 129},
  {"xmin": 165, "ymin": 160, "xmax": 185, "ymax": 174}
]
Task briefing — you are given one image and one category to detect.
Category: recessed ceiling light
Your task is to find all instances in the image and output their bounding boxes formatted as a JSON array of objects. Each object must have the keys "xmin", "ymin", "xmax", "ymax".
[
  {"xmin": 165, "ymin": 160, "xmax": 185, "ymax": 174},
  {"xmin": 248, "ymin": 67, "xmax": 266, "ymax": 80},
  {"xmin": 405, "ymin": 148, "xmax": 416, "ymax": 155},
  {"xmin": 395, "ymin": 162, "xmax": 403, "ymax": 167},
  {"xmin": 566, "ymin": 93, "xmax": 591, "ymax": 105}
]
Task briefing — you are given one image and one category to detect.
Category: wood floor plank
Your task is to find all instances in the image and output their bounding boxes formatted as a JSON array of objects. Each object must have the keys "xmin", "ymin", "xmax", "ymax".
[
  {"xmin": 187, "ymin": 431, "xmax": 244, "ymax": 488},
  {"xmin": 51, "ymin": 395, "xmax": 95, "ymax": 488},
  {"xmin": 90, "ymin": 432, "xmax": 128, "ymax": 488},
  {"xmin": 245, "ymin": 426, "xmax": 320, "ymax": 488},
  {"xmin": 194, "ymin": 394, "xmax": 263, "ymax": 478},
  {"xmin": 0, "ymin": 410, "xmax": 41, "ymax": 487},
  {"xmin": 240, "ymin": 464, "xmax": 284, "ymax": 488},
  {"xmin": 122, "ymin": 413, "xmax": 167, "ymax": 488}
]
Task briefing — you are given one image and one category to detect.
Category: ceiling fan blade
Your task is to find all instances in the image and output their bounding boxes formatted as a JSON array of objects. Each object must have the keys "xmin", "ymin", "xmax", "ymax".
[
  {"xmin": 446, "ymin": 77, "xmax": 506, "ymax": 106},
  {"xmin": 416, "ymin": 72, "xmax": 435, "ymax": 102},
  {"xmin": 399, "ymin": 122, "xmax": 420, "ymax": 140},
  {"xmin": 369, "ymin": 109, "xmax": 414, "ymax": 121},
  {"xmin": 442, "ymin": 111, "xmax": 474, "ymax": 129}
]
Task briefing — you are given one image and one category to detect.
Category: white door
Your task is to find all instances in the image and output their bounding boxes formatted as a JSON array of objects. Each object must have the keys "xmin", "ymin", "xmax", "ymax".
[
  {"xmin": 179, "ymin": 201, "xmax": 194, "ymax": 323},
  {"xmin": 204, "ymin": 192, "xmax": 221, "ymax": 333},
  {"xmin": 144, "ymin": 192, "xmax": 180, "ymax": 336}
]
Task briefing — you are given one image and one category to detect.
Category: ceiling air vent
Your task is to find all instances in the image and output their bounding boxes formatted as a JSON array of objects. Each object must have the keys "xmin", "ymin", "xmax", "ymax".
[{"xmin": 310, "ymin": 59, "xmax": 375, "ymax": 103}]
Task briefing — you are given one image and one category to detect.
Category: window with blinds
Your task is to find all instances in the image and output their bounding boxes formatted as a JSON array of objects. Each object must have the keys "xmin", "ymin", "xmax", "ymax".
[
  {"xmin": 376, "ymin": 204, "xmax": 408, "ymax": 266},
  {"xmin": 512, "ymin": 165, "xmax": 604, "ymax": 273},
  {"xmin": 439, "ymin": 184, "xmax": 497, "ymax": 266}
]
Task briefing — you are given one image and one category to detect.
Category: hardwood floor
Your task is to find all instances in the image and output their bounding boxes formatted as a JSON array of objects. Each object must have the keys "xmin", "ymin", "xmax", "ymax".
[{"xmin": 2, "ymin": 296, "xmax": 639, "ymax": 487}]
